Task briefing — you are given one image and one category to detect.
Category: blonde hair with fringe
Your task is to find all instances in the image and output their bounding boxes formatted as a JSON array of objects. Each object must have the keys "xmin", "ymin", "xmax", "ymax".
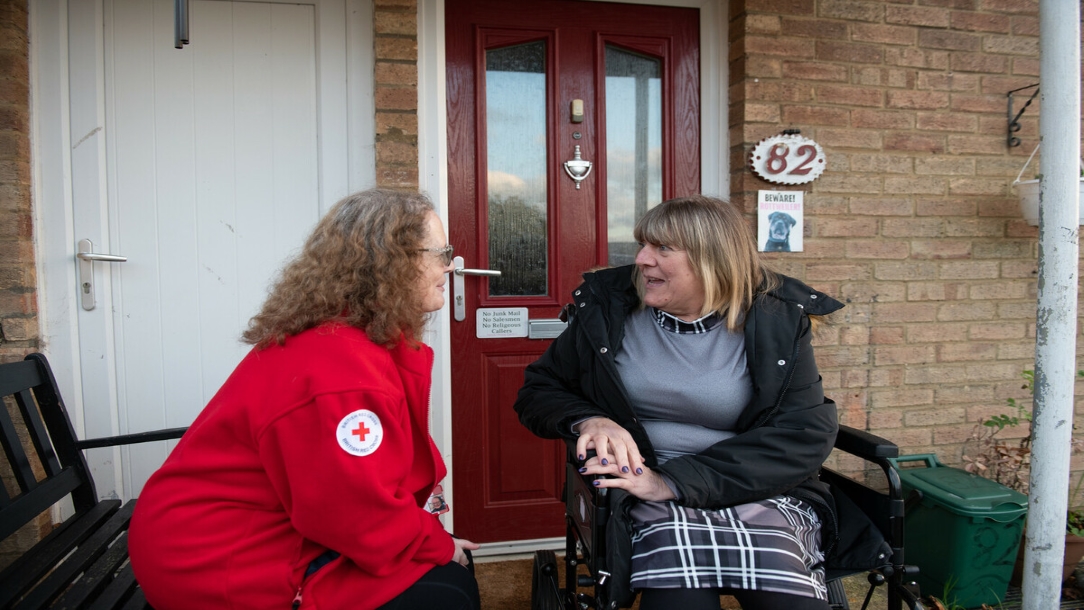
[{"xmin": 633, "ymin": 195, "xmax": 778, "ymax": 331}]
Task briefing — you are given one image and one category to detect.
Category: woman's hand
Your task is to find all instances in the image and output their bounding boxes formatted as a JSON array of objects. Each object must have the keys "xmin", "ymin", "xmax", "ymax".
[
  {"xmin": 574, "ymin": 417, "xmax": 644, "ymax": 477},
  {"xmin": 579, "ymin": 457, "xmax": 676, "ymax": 502},
  {"xmin": 452, "ymin": 537, "xmax": 480, "ymax": 567}
]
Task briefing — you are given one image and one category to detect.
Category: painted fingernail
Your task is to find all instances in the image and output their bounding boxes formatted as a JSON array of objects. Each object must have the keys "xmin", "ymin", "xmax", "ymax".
[
  {"xmin": 601, "ymin": 458, "xmax": 609, "ymax": 466},
  {"xmin": 622, "ymin": 466, "xmax": 630, "ymax": 473},
  {"xmin": 592, "ymin": 480, "xmax": 601, "ymax": 487},
  {"xmin": 636, "ymin": 468, "xmax": 643, "ymax": 475},
  {"xmin": 579, "ymin": 467, "xmax": 587, "ymax": 474},
  {"xmin": 578, "ymin": 454, "xmax": 585, "ymax": 461}
]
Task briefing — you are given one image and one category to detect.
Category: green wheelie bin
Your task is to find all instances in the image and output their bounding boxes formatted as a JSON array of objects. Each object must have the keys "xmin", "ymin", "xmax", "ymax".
[{"xmin": 888, "ymin": 454, "xmax": 1028, "ymax": 608}]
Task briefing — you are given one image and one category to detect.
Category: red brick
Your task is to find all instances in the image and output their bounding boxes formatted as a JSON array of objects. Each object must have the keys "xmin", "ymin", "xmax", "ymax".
[
  {"xmin": 871, "ymin": 386, "xmax": 935, "ymax": 408},
  {"xmin": 885, "ymin": 47, "xmax": 950, "ymax": 69},
  {"xmin": 817, "ymin": 217, "xmax": 878, "ymax": 237},
  {"xmin": 805, "ymin": 263, "xmax": 873, "ymax": 281},
  {"xmin": 815, "ymin": 84, "xmax": 883, "ymax": 107},
  {"xmin": 816, "ymin": 129, "xmax": 884, "ymax": 149},
  {"xmin": 917, "ymin": 72, "xmax": 979, "ymax": 92},
  {"xmin": 904, "ymin": 405, "xmax": 967, "ymax": 425},
  {"xmin": 915, "ymin": 112, "xmax": 978, "ymax": 132},
  {"xmin": 1011, "ymin": 15, "xmax": 1039, "ymax": 36},
  {"xmin": 744, "ymin": 81, "xmax": 816, "ymax": 103},
  {"xmin": 907, "ymin": 281, "xmax": 969, "ymax": 300},
  {"xmin": 741, "ymin": 35, "xmax": 816, "ymax": 59},
  {"xmin": 1011, "ymin": 57, "xmax": 1039, "ymax": 77},
  {"xmin": 744, "ymin": 56, "xmax": 784, "ymax": 79},
  {"xmin": 946, "ymin": 134, "xmax": 1006, "ymax": 155},
  {"xmin": 881, "ymin": 218, "xmax": 944, "ymax": 237},
  {"xmin": 816, "ymin": 0, "xmax": 883, "ymax": 22},
  {"xmin": 970, "ymin": 322, "xmax": 1027, "ymax": 340},
  {"xmin": 745, "ymin": 14, "xmax": 782, "ymax": 34},
  {"xmin": 781, "ymin": 17, "xmax": 848, "ymax": 39},
  {"xmin": 375, "ymin": 38, "xmax": 417, "ymax": 61},
  {"xmin": 851, "ymin": 23, "xmax": 916, "ymax": 46},
  {"xmin": 846, "ymin": 240, "xmax": 910, "ymax": 259},
  {"xmin": 886, "ymin": 176, "xmax": 949, "ymax": 195},
  {"xmin": 745, "ymin": 0, "xmax": 815, "ymax": 16},
  {"xmin": 949, "ymin": 94, "xmax": 1005, "ymax": 114},
  {"xmin": 885, "ymin": 133, "xmax": 945, "ymax": 153},
  {"xmin": 376, "ymin": 112, "xmax": 418, "ymax": 137},
  {"xmin": 886, "ymin": 5, "xmax": 950, "ymax": 27},
  {"xmin": 943, "ymin": 218, "xmax": 1004, "ymax": 236},
  {"xmin": 981, "ymin": 0, "xmax": 1038, "ymax": 15},
  {"xmin": 911, "ymin": 240, "xmax": 974, "ymax": 261},
  {"xmin": 875, "ymin": 261, "xmax": 939, "ymax": 280},
  {"xmin": 375, "ymin": 61, "xmax": 417, "ymax": 86},
  {"xmin": 982, "ymin": 35, "xmax": 1038, "ymax": 56},
  {"xmin": 741, "ymin": 103, "xmax": 781, "ymax": 123},
  {"xmin": 816, "ymin": 41, "xmax": 884, "ymax": 64},
  {"xmin": 907, "ymin": 322, "xmax": 970, "ymax": 343},
  {"xmin": 886, "ymin": 90, "xmax": 950, "ymax": 110},
  {"xmin": 781, "ymin": 105, "xmax": 850, "ymax": 126},
  {"xmin": 915, "ymin": 156, "xmax": 975, "ymax": 175},
  {"xmin": 948, "ymin": 178, "xmax": 1007, "ymax": 196},
  {"xmin": 815, "ymin": 173, "xmax": 883, "ymax": 193},
  {"xmin": 853, "ymin": 67, "xmax": 916, "ymax": 88},
  {"xmin": 849, "ymin": 198, "xmax": 914, "ymax": 215},
  {"xmin": 950, "ymin": 52, "xmax": 1009, "ymax": 74},
  {"xmin": 870, "ymin": 326, "xmax": 905, "ymax": 344},
  {"xmin": 950, "ymin": 11, "xmax": 1011, "ymax": 33},
  {"xmin": 972, "ymin": 240, "xmax": 1033, "ymax": 258},
  {"xmin": 918, "ymin": 29, "xmax": 981, "ymax": 52},
  {"xmin": 873, "ymin": 302, "xmax": 940, "ymax": 323},
  {"xmin": 376, "ymin": 167, "xmax": 419, "ymax": 189},
  {"xmin": 781, "ymin": 61, "xmax": 848, "ymax": 82},
  {"xmin": 374, "ymin": 11, "xmax": 416, "ymax": 36},
  {"xmin": 970, "ymin": 280, "xmax": 1033, "ymax": 300},
  {"xmin": 917, "ymin": 198, "xmax": 978, "ymax": 216},
  {"xmin": 851, "ymin": 109, "xmax": 913, "ymax": 130},
  {"xmin": 849, "ymin": 154, "xmax": 912, "ymax": 174},
  {"xmin": 374, "ymin": 87, "xmax": 417, "ymax": 111}
]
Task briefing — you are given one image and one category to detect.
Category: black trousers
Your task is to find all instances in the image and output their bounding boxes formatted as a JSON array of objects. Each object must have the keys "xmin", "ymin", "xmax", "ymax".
[{"xmin": 376, "ymin": 557, "xmax": 480, "ymax": 610}]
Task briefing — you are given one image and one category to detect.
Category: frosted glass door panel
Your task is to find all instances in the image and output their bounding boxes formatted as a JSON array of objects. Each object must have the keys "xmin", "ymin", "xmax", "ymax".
[
  {"xmin": 606, "ymin": 45, "xmax": 661, "ymax": 266},
  {"xmin": 485, "ymin": 42, "xmax": 548, "ymax": 296}
]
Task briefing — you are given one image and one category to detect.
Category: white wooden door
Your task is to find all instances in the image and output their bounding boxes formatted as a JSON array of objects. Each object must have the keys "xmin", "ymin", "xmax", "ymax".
[{"xmin": 38, "ymin": 0, "xmax": 370, "ymax": 502}]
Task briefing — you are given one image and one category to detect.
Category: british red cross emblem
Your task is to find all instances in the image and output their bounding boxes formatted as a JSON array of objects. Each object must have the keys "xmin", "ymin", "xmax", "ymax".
[
  {"xmin": 337, "ymin": 410, "xmax": 383, "ymax": 456},
  {"xmin": 352, "ymin": 423, "xmax": 371, "ymax": 442}
]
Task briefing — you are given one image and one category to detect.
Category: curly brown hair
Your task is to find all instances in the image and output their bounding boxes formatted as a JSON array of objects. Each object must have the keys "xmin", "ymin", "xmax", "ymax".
[{"xmin": 242, "ymin": 189, "xmax": 436, "ymax": 348}]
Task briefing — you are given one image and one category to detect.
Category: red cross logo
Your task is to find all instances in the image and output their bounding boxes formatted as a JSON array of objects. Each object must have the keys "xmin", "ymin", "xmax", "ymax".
[{"xmin": 352, "ymin": 423, "xmax": 371, "ymax": 442}]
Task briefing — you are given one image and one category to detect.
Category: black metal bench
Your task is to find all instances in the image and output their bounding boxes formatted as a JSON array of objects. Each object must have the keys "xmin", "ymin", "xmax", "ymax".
[{"xmin": 0, "ymin": 353, "xmax": 186, "ymax": 609}]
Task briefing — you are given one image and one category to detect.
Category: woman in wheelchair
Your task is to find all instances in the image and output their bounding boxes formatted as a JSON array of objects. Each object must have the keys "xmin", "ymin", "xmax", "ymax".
[{"xmin": 514, "ymin": 195, "xmax": 844, "ymax": 610}]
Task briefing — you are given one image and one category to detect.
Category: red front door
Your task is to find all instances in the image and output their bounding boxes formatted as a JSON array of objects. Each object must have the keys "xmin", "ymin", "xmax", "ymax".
[{"xmin": 446, "ymin": 0, "xmax": 700, "ymax": 543}]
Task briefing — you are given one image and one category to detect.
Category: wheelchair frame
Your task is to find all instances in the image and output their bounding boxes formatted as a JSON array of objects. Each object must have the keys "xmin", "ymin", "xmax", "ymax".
[{"xmin": 530, "ymin": 425, "xmax": 927, "ymax": 610}]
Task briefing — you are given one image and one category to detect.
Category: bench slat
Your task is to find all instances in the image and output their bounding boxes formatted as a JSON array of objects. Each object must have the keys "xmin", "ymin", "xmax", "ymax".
[
  {"xmin": 51, "ymin": 530, "xmax": 133, "ymax": 610},
  {"xmin": 0, "ymin": 500, "xmax": 121, "ymax": 608},
  {"xmin": 12, "ymin": 501, "xmax": 134, "ymax": 610},
  {"xmin": 86, "ymin": 562, "xmax": 144, "ymax": 610},
  {"xmin": 0, "ymin": 468, "xmax": 88, "ymax": 540}
]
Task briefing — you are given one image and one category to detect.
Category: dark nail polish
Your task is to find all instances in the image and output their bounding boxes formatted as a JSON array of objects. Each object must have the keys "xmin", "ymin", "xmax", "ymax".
[
  {"xmin": 592, "ymin": 480, "xmax": 601, "ymax": 487},
  {"xmin": 636, "ymin": 468, "xmax": 643, "ymax": 475},
  {"xmin": 579, "ymin": 467, "xmax": 587, "ymax": 474},
  {"xmin": 601, "ymin": 458, "xmax": 608, "ymax": 466},
  {"xmin": 578, "ymin": 454, "xmax": 585, "ymax": 461},
  {"xmin": 622, "ymin": 466, "xmax": 630, "ymax": 473}
]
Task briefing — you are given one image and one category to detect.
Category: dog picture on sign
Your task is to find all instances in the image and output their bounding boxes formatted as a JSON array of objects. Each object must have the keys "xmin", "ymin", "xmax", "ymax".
[{"xmin": 757, "ymin": 190, "xmax": 803, "ymax": 253}]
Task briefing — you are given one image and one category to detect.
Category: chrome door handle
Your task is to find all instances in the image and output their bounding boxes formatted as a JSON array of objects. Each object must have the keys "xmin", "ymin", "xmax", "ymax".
[
  {"xmin": 452, "ymin": 256, "xmax": 501, "ymax": 321},
  {"xmin": 77, "ymin": 238, "xmax": 127, "ymax": 311}
]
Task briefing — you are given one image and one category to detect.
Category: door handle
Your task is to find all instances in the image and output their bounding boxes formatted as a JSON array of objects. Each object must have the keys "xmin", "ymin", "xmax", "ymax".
[
  {"xmin": 452, "ymin": 256, "xmax": 501, "ymax": 322},
  {"xmin": 77, "ymin": 239, "xmax": 127, "ymax": 311}
]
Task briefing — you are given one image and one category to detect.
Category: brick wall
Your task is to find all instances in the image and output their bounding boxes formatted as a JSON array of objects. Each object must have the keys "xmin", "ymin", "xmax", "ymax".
[
  {"xmin": 375, "ymin": 0, "xmax": 420, "ymax": 189},
  {"xmin": 728, "ymin": 0, "xmax": 1079, "ymax": 487},
  {"xmin": 0, "ymin": 0, "xmax": 36, "ymax": 362}
]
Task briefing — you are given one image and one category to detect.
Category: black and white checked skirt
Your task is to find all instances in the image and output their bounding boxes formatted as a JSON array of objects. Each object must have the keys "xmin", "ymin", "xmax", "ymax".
[{"xmin": 628, "ymin": 496, "xmax": 827, "ymax": 600}]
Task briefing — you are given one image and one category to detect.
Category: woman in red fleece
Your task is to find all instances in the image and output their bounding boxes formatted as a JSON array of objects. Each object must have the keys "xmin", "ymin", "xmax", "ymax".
[{"xmin": 128, "ymin": 189, "xmax": 480, "ymax": 610}]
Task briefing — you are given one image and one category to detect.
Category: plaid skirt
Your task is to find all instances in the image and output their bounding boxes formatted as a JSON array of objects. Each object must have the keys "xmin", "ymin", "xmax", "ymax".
[{"xmin": 628, "ymin": 496, "xmax": 827, "ymax": 600}]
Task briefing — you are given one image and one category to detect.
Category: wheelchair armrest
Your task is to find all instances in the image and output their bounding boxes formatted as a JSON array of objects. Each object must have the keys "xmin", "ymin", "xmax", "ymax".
[{"xmin": 834, "ymin": 425, "xmax": 899, "ymax": 460}]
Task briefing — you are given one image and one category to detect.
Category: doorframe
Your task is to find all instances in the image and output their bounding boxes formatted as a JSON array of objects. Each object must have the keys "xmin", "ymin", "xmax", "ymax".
[
  {"xmin": 29, "ymin": 0, "xmax": 375, "ymax": 456},
  {"xmin": 420, "ymin": 0, "xmax": 728, "ymax": 551}
]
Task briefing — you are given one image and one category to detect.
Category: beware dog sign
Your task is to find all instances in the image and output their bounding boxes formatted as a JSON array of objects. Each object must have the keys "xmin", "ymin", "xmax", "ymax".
[{"xmin": 758, "ymin": 191, "xmax": 803, "ymax": 253}]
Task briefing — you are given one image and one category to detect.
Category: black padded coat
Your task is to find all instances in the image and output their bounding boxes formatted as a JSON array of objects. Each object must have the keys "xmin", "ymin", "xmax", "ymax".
[{"xmin": 513, "ymin": 265, "xmax": 885, "ymax": 607}]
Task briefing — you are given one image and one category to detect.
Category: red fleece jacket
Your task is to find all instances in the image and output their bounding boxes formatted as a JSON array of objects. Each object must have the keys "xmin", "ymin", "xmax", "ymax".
[{"xmin": 129, "ymin": 323, "xmax": 455, "ymax": 609}]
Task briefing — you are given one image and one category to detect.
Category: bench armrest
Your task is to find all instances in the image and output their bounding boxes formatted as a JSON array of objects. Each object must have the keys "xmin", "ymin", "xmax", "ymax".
[{"xmin": 75, "ymin": 427, "xmax": 187, "ymax": 450}]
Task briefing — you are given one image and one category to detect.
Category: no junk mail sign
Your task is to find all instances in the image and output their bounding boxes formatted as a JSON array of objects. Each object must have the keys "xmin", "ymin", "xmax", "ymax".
[{"xmin": 748, "ymin": 133, "xmax": 826, "ymax": 185}]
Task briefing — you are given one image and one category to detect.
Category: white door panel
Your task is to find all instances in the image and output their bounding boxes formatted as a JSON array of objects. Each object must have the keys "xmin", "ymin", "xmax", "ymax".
[{"xmin": 33, "ymin": 0, "xmax": 369, "ymax": 503}]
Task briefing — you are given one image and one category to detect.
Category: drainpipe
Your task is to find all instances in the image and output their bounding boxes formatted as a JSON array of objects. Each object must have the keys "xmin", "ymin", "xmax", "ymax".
[{"xmin": 1024, "ymin": 1, "xmax": 1081, "ymax": 607}]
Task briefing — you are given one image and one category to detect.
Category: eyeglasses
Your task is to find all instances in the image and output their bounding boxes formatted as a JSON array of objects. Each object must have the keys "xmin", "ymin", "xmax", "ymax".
[{"xmin": 418, "ymin": 244, "xmax": 455, "ymax": 266}]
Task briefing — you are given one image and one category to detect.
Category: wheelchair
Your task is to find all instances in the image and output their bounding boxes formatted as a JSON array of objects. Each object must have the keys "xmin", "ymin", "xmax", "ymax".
[{"xmin": 530, "ymin": 425, "xmax": 926, "ymax": 610}]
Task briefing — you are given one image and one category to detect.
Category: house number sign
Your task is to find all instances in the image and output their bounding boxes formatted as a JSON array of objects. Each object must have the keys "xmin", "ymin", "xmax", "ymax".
[{"xmin": 749, "ymin": 134, "xmax": 826, "ymax": 185}]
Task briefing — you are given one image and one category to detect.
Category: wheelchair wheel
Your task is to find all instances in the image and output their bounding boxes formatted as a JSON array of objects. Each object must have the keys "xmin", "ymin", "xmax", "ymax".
[{"xmin": 530, "ymin": 549, "xmax": 563, "ymax": 610}]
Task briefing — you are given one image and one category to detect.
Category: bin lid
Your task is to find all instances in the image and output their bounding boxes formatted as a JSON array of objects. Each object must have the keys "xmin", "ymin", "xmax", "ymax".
[{"xmin": 893, "ymin": 455, "xmax": 1028, "ymax": 518}]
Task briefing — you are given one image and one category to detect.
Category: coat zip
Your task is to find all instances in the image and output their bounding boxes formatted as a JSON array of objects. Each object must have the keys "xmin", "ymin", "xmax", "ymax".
[{"xmin": 291, "ymin": 587, "xmax": 302, "ymax": 609}]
